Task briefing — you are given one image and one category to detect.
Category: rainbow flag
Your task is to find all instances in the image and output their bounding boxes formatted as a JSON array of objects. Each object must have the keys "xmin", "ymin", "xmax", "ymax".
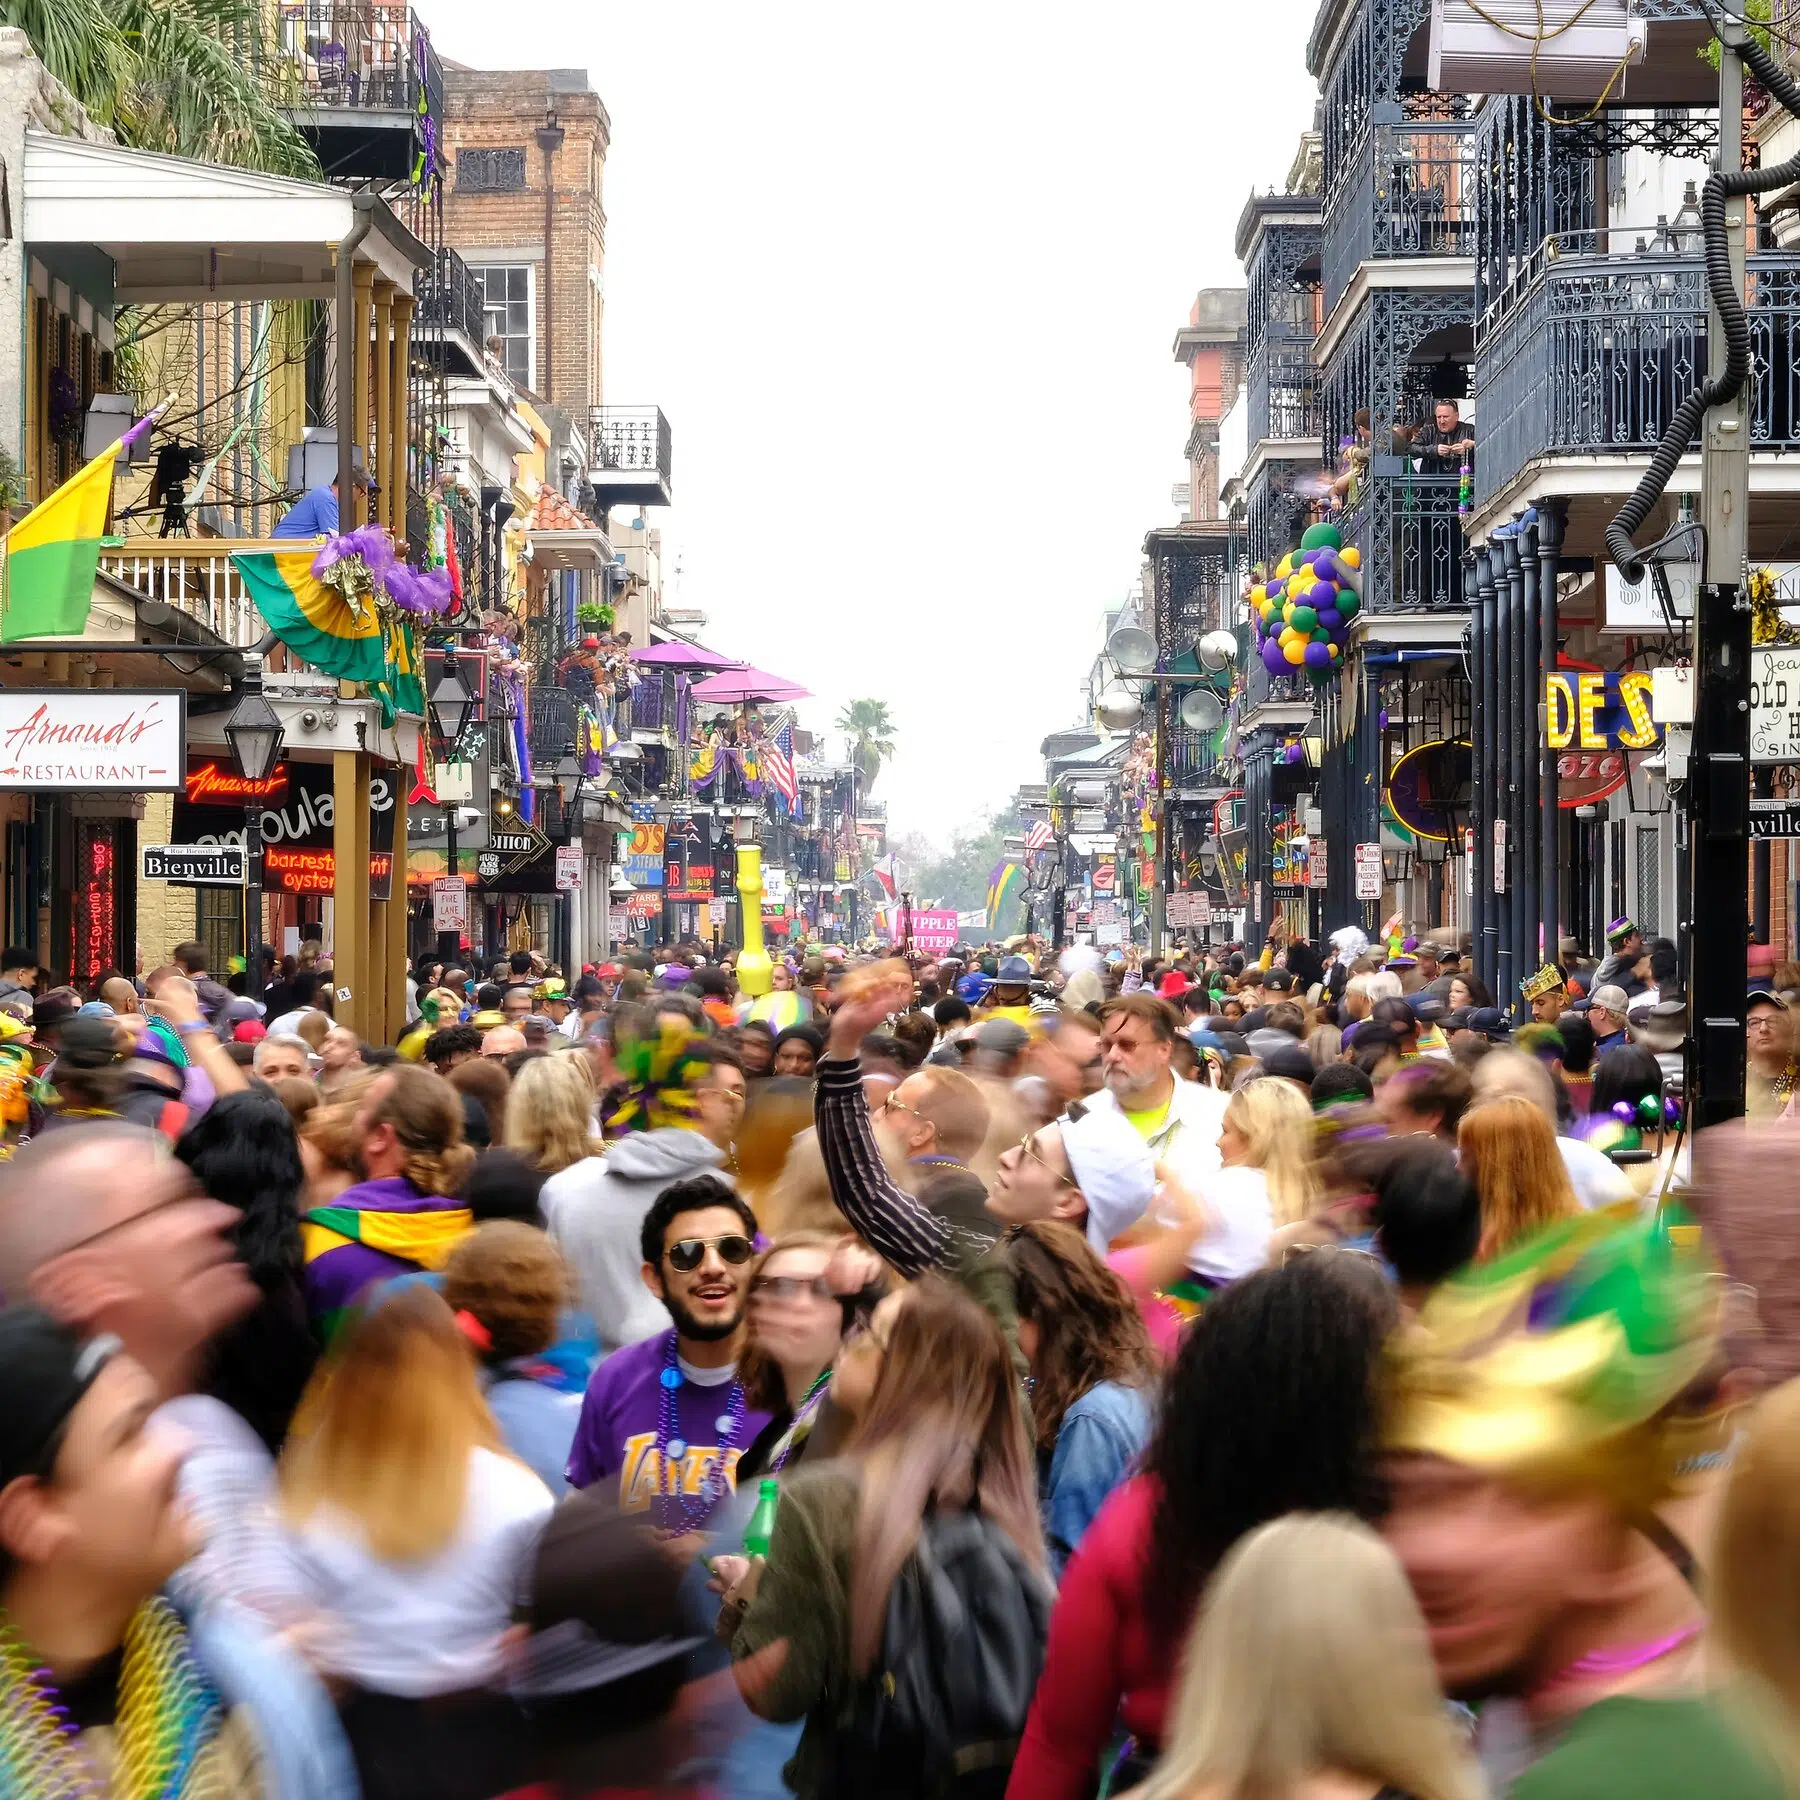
[
  {"xmin": 1, "ymin": 417, "xmax": 154, "ymax": 643},
  {"xmin": 232, "ymin": 547, "xmax": 385, "ymax": 685},
  {"xmin": 986, "ymin": 860, "xmax": 1022, "ymax": 931}
]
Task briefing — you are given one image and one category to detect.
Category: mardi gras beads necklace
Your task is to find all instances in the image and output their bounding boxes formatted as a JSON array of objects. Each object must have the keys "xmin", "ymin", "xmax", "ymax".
[
  {"xmin": 656, "ymin": 1333, "xmax": 747, "ymax": 1533},
  {"xmin": 0, "ymin": 1597, "xmax": 220, "ymax": 1798}
]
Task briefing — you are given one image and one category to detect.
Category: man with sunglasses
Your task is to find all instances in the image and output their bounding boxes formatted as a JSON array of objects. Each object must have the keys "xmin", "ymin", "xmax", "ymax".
[{"xmin": 565, "ymin": 1175, "xmax": 772, "ymax": 1521}]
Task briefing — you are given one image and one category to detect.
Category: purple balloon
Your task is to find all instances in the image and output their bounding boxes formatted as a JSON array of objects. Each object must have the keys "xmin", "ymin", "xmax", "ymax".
[
  {"xmin": 1319, "ymin": 607, "xmax": 1342, "ymax": 630},
  {"xmin": 1311, "ymin": 550, "xmax": 1339, "ymax": 583},
  {"xmin": 1309, "ymin": 579, "xmax": 1337, "ymax": 608},
  {"xmin": 1304, "ymin": 641, "xmax": 1332, "ymax": 670},
  {"xmin": 1262, "ymin": 639, "xmax": 1288, "ymax": 675}
]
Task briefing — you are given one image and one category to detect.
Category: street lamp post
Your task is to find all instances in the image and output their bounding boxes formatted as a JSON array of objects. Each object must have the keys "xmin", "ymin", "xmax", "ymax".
[
  {"xmin": 223, "ymin": 653, "xmax": 285, "ymax": 1005},
  {"xmin": 431, "ymin": 649, "xmax": 479, "ymax": 965},
  {"xmin": 553, "ymin": 752, "xmax": 589, "ymax": 969}
]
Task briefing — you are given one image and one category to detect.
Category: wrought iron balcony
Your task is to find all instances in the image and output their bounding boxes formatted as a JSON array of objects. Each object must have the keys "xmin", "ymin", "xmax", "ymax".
[
  {"xmin": 1322, "ymin": 114, "xmax": 1478, "ymax": 316},
  {"xmin": 528, "ymin": 686, "xmax": 579, "ymax": 762},
  {"xmin": 1166, "ymin": 726, "xmax": 1222, "ymax": 788},
  {"xmin": 1247, "ymin": 351, "xmax": 1324, "ymax": 447},
  {"xmin": 415, "ymin": 248, "xmax": 485, "ymax": 362},
  {"xmin": 627, "ymin": 672, "xmax": 670, "ymax": 734},
  {"xmin": 585, "ymin": 407, "xmax": 674, "ymax": 512},
  {"xmin": 1338, "ymin": 470, "xmax": 1466, "ymax": 613},
  {"xmin": 1473, "ymin": 238, "xmax": 1800, "ymax": 504},
  {"xmin": 277, "ymin": 1, "xmax": 443, "ymax": 182}
]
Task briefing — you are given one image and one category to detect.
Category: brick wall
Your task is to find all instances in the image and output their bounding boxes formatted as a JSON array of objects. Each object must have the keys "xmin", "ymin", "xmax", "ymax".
[
  {"xmin": 135, "ymin": 792, "xmax": 196, "ymax": 966},
  {"xmin": 442, "ymin": 69, "xmax": 610, "ymax": 413}
]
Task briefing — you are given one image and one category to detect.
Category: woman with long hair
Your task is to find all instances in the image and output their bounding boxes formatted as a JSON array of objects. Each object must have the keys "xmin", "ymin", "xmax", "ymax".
[
  {"xmin": 1006, "ymin": 1252, "xmax": 1396, "ymax": 1800},
  {"xmin": 1458, "ymin": 1094, "xmax": 1580, "ymax": 1261},
  {"xmin": 280, "ymin": 1284, "xmax": 554, "ymax": 1800},
  {"xmin": 175, "ymin": 1086, "xmax": 319, "ymax": 1452},
  {"xmin": 1008, "ymin": 1220, "xmax": 1157, "ymax": 1570},
  {"xmin": 737, "ymin": 1229, "xmax": 867, "ymax": 1479},
  {"xmin": 727, "ymin": 1275, "xmax": 1050, "ymax": 1798},
  {"xmin": 1126, "ymin": 1515, "xmax": 1482, "ymax": 1800},
  {"xmin": 1190, "ymin": 1077, "xmax": 1321, "ymax": 1285},
  {"xmin": 505, "ymin": 1052, "xmax": 603, "ymax": 1177}
]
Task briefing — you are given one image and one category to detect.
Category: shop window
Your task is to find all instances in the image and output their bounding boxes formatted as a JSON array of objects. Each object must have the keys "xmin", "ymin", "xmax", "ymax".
[
  {"xmin": 198, "ymin": 885, "xmax": 244, "ymax": 982},
  {"xmin": 469, "ymin": 264, "xmax": 534, "ymax": 389}
]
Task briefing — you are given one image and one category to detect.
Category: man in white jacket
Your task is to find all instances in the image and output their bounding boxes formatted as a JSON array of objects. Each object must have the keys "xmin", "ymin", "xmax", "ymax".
[{"xmin": 1082, "ymin": 992, "xmax": 1229, "ymax": 1187}]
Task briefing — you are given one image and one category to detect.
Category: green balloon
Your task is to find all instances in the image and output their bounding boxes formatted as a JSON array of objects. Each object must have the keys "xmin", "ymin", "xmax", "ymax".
[
  {"xmin": 1300, "ymin": 522, "xmax": 1344, "ymax": 551},
  {"xmin": 1336, "ymin": 588, "xmax": 1361, "ymax": 620},
  {"xmin": 1288, "ymin": 605, "xmax": 1318, "ymax": 633},
  {"xmin": 1311, "ymin": 626, "xmax": 1332, "ymax": 643}
]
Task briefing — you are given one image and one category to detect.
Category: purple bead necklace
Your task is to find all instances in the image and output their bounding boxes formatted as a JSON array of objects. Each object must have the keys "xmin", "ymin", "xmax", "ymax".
[{"xmin": 655, "ymin": 1332, "xmax": 746, "ymax": 1533}]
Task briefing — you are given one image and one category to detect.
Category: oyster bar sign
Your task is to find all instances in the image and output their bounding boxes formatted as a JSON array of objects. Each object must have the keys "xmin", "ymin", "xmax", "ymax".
[{"xmin": 0, "ymin": 690, "xmax": 186, "ymax": 791}]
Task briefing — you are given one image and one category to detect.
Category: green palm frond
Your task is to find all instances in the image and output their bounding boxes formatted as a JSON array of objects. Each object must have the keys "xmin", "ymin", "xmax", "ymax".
[{"xmin": 0, "ymin": 0, "xmax": 131, "ymax": 124}]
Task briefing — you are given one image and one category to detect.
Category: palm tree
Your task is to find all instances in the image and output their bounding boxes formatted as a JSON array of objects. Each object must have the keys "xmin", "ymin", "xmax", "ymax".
[
  {"xmin": 836, "ymin": 698, "xmax": 897, "ymax": 797},
  {"xmin": 5, "ymin": 0, "xmax": 319, "ymax": 177}
]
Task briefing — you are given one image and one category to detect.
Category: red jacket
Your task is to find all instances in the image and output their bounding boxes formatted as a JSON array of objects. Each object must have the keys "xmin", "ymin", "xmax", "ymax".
[{"xmin": 1006, "ymin": 1474, "xmax": 1177, "ymax": 1800}]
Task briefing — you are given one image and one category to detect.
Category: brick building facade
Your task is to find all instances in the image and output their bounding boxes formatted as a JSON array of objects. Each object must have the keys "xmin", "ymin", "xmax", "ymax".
[{"xmin": 441, "ymin": 66, "xmax": 610, "ymax": 413}]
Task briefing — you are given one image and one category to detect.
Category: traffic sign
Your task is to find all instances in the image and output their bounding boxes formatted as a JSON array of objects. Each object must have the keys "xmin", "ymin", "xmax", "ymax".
[
  {"xmin": 142, "ymin": 844, "xmax": 243, "ymax": 885},
  {"xmin": 431, "ymin": 876, "xmax": 467, "ymax": 934},
  {"xmin": 1353, "ymin": 842, "xmax": 1381, "ymax": 900},
  {"xmin": 1308, "ymin": 838, "xmax": 1328, "ymax": 891},
  {"xmin": 555, "ymin": 846, "xmax": 583, "ymax": 891}
]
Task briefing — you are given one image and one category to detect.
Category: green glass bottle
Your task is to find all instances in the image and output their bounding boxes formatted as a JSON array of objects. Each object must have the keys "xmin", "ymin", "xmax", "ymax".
[{"xmin": 743, "ymin": 1477, "xmax": 780, "ymax": 1558}]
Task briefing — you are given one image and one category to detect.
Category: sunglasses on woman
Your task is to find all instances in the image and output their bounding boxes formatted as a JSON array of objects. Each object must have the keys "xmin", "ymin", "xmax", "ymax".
[{"xmin": 665, "ymin": 1234, "xmax": 756, "ymax": 1272}]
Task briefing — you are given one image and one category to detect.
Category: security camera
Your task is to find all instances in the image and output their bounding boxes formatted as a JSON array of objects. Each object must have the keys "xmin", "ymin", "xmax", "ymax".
[
  {"xmin": 454, "ymin": 806, "xmax": 481, "ymax": 829},
  {"xmin": 299, "ymin": 709, "xmax": 320, "ymax": 729}
]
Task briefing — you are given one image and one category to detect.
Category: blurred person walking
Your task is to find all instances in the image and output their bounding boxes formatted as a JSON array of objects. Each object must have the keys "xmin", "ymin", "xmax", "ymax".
[{"xmin": 1457, "ymin": 1095, "xmax": 1581, "ymax": 1261}]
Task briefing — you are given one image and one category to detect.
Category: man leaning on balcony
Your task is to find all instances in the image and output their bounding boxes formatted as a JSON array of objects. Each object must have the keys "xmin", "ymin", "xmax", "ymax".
[
  {"xmin": 1406, "ymin": 398, "xmax": 1475, "ymax": 476},
  {"xmin": 273, "ymin": 465, "xmax": 372, "ymax": 540}
]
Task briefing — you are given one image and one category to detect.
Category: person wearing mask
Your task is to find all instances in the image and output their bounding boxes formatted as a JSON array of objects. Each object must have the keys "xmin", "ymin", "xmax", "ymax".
[
  {"xmin": 1459, "ymin": 1093, "xmax": 1581, "ymax": 1261},
  {"xmin": 441, "ymin": 1221, "xmax": 583, "ymax": 1496},
  {"xmin": 1131, "ymin": 1514, "xmax": 1482, "ymax": 1800},
  {"xmin": 1585, "ymin": 983, "xmax": 1632, "ymax": 1055},
  {"xmin": 0, "ymin": 1308, "xmax": 343, "ymax": 1800},
  {"xmin": 1746, "ymin": 990, "xmax": 1800, "ymax": 1119},
  {"xmin": 1384, "ymin": 1210, "xmax": 1780, "ymax": 1800},
  {"xmin": 545, "ymin": 1039, "xmax": 746, "ymax": 1349},
  {"xmin": 565, "ymin": 1175, "xmax": 772, "ymax": 1517},
  {"xmin": 280, "ymin": 1284, "xmax": 554, "ymax": 1800},
  {"xmin": 301, "ymin": 1066, "xmax": 477, "ymax": 1343},
  {"xmin": 1007, "ymin": 1220, "xmax": 1157, "ymax": 1572},
  {"xmin": 1087, "ymin": 994, "xmax": 1230, "ymax": 1191},
  {"xmin": 1008, "ymin": 1253, "xmax": 1397, "ymax": 1799},
  {"xmin": 724, "ymin": 1275, "xmax": 1052, "ymax": 1800}
]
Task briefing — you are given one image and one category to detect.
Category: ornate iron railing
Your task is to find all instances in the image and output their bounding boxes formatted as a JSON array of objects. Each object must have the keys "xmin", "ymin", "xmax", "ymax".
[
  {"xmin": 1339, "ymin": 470, "xmax": 1466, "ymax": 611},
  {"xmin": 1324, "ymin": 115, "xmax": 1479, "ymax": 314},
  {"xmin": 1166, "ymin": 725, "xmax": 1220, "ymax": 786},
  {"xmin": 415, "ymin": 247, "xmax": 484, "ymax": 347},
  {"xmin": 628, "ymin": 673, "xmax": 669, "ymax": 732},
  {"xmin": 1473, "ymin": 243, "xmax": 1800, "ymax": 502},
  {"xmin": 587, "ymin": 407, "xmax": 673, "ymax": 482},
  {"xmin": 1247, "ymin": 351, "xmax": 1325, "ymax": 445},
  {"xmin": 528, "ymin": 685, "xmax": 579, "ymax": 762},
  {"xmin": 279, "ymin": 0, "xmax": 442, "ymax": 117}
]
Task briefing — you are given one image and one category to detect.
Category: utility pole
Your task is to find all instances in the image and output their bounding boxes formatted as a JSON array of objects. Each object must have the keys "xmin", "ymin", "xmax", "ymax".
[{"xmin": 1691, "ymin": 16, "xmax": 1752, "ymax": 1128}]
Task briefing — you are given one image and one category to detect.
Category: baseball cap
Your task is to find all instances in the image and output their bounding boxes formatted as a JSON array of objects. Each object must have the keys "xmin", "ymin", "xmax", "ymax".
[
  {"xmin": 1747, "ymin": 989, "xmax": 1791, "ymax": 1012},
  {"xmin": 1587, "ymin": 984, "xmax": 1630, "ymax": 1016},
  {"xmin": 0, "ymin": 1310, "xmax": 122, "ymax": 1486},
  {"xmin": 233, "ymin": 1020, "xmax": 268, "ymax": 1045},
  {"xmin": 1467, "ymin": 1007, "xmax": 1512, "ymax": 1041},
  {"xmin": 1441, "ymin": 1006, "xmax": 1474, "ymax": 1034},
  {"xmin": 1060, "ymin": 1106, "xmax": 1156, "ymax": 1255},
  {"xmin": 1263, "ymin": 1043, "xmax": 1317, "ymax": 1085}
]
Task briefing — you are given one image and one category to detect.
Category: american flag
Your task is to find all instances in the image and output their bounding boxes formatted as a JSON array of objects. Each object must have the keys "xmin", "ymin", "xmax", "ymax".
[
  {"xmin": 764, "ymin": 722, "xmax": 798, "ymax": 811},
  {"xmin": 1025, "ymin": 819, "xmax": 1053, "ymax": 852}
]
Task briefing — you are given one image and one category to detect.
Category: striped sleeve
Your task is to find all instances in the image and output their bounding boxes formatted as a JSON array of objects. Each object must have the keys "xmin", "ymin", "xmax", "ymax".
[{"xmin": 813, "ymin": 1056, "xmax": 949, "ymax": 1276}]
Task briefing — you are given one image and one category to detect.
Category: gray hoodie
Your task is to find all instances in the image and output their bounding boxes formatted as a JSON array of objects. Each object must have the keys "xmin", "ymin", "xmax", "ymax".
[{"xmin": 542, "ymin": 1129, "xmax": 733, "ymax": 1351}]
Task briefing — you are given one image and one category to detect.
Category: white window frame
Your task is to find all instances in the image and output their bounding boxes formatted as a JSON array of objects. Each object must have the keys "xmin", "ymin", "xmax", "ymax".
[{"xmin": 469, "ymin": 262, "xmax": 536, "ymax": 392}]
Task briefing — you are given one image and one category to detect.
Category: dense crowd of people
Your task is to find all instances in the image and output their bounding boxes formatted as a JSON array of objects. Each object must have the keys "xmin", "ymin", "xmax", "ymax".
[{"xmin": 1, "ymin": 920, "xmax": 1799, "ymax": 1800}]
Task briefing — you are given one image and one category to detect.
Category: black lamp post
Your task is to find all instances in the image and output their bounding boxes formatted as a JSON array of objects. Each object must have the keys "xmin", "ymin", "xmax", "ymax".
[
  {"xmin": 431, "ymin": 649, "xmax": 479, "ymax": 963},
  {"xmin": 223, "ymin": 653, "xmax": 285, "ymax": 1004}
]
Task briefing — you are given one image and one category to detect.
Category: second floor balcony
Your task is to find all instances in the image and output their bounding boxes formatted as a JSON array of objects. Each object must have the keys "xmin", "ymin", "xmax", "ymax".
[
  {"xmin": 1473, "ymin": 237, "xmax": 1800, "ymax": 511},
  {"xmin": 1338, "ymin": 468, "xmax": 1466, "ymax": 615},
  {"xmin": 1323, "ymin": 110, "xmax": 1478, "ymax": 317},
  {"xmin": 414, "ymin": 247, "xmax": 486, "ymax": 373},
  {"xmin": 1247, "ymin": 353, "xmax": 1325, "ymax": 447},
  {"xmin": 586, "ymin": 407, "xmax": 674, "ymax": 513}
]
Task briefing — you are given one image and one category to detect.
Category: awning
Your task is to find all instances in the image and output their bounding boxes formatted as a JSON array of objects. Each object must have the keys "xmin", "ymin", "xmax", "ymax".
[
  {"xmin": 24, "ymin": 130, "xmax": 426, "ymax": 303},
  {"xmin": 525, "ymin": 490, "xmax": 613, "ymax": 572}
]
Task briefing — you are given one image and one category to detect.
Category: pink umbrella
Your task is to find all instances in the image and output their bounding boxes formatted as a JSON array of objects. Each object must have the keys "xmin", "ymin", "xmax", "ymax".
[
  {"xmin": 690, "ymin": 665, "xmax": 813, "ymax": 704},
  {"xmin": 628, "ymin": 642, "xmax": 746, "ymax": 671}
]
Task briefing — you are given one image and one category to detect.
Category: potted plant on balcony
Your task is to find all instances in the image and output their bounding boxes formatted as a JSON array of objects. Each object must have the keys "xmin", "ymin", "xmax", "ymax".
[{"xmin": 575, "ymin": 599, "xmax": 614, "ymax": 630}]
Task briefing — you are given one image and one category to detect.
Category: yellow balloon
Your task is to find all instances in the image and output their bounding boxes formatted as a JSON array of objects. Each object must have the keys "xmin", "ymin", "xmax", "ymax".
[
  {"xmin": 1275, "ymin": 555, "xmax": 1293, "ymax": 579},
  {"xmin": 1249, "ymin": 584, "xmax": 1267, "ymax": 606},
  {"xmin": 1284, "ymin": 641, "xmax": 1306, "ymax": 665},
  {"xmin": 1341, "ymin": 547, "xmax": 1362, "ymax": 569},
  {"xmin": 1279, "ymin": 628, "xmax": 1298, "ymax": 646}
]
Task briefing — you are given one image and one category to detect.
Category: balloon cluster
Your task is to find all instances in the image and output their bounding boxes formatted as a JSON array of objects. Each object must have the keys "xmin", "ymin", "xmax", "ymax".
[{"xmin": 1249, "ymin": 522, "xmax": 1363, "ymax": 681}]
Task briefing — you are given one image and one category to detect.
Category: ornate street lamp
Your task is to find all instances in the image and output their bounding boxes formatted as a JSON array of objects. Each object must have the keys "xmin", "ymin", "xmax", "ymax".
[{"xmin": 223, "ymin": 653, "xmax": 285, "ymax": 1003}]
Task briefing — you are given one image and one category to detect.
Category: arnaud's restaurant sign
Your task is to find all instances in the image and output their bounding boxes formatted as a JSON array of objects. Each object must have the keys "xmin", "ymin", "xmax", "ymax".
[{"xmin": 0, "ymin": 690, "xmax": 187, "ymax": 792}]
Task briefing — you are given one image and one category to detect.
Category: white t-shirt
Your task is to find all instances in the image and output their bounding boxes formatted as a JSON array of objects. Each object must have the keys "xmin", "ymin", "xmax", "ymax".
[
  {"xmin": 1559, "ymin": 1135, "xmax": 1635, "ymax": 1211},
  {"xmin": 1190, "ymin": 1164, "xmax": 1276, "ymax": 1283},
  {"xmin": 287, "ymin": 1446, "xmax": 554, "ymax": 1697}
]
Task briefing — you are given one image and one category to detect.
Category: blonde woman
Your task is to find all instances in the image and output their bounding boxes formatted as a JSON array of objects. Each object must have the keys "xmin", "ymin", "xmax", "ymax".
[
  {"xmin": 1457, "ymin": 1095, "xmax": 1579, "ymax": 1262},
  {"xmin": 505, "ymin": 1051, "xmax": 603, "ymax": 1178},
  {"xmin": 1190, "ymin": 1077, "xmax": 1322, "ymax": 1286},
  {"xmin": 281, "ymin": 1284, "xmax": 553, "ymax": 1800},
  {"xmin": 1125, "ymin": 1514, "xmax": 1483, "ymax": 1800}
]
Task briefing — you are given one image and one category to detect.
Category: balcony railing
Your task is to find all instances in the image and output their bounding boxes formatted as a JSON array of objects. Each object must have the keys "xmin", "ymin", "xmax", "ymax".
[
  {"xmin": 528, "ymin": 686, "xmax": 579, "ymax": 763},
  {"xmin": 415, "ymin": 247, "xmax": 484, "ymax": 349},
  {"xmin": 97, "ymin": 540, "xmax": 281, "ymax": 648},
  {"xmin": 1473, "ymin": 240, "xmax": 1800, "ymax": 503},
  {"xmin": 1166, "ymin": 725, "xmax": 1221, "ymax": 786},
  {"xmin": 628, "ymin": 673, "xmax": 670, "ymax": 733},
  {"xmin": 588, "ymin": 407, "xmax": 672, "ymax": 482},
  {"xmin": 1247, "ymin": 352, "xmax": 1324, "ymax": 445},
  {"xmin": 1323, "ymin": 117, "xmax": 1478, "ymax": 315},
  {"xmin": 1339, "ymin": 471, "xmax": 1467, "ymax": 612},
  {"xmin": 279, "ymin": 0, "xmax": 443, "ymax": 118}
]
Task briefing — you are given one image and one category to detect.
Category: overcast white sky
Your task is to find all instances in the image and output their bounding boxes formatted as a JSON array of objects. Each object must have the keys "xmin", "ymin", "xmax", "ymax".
[{"xmin": 422, "ymin": 0, "xmax": 1320, "ymax": 846}]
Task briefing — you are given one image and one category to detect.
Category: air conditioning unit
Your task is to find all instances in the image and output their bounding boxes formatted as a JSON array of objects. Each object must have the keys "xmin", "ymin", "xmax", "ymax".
[{"xmin": 1428, "ymin": 0, "xmax": 1646, "ymax": 100}]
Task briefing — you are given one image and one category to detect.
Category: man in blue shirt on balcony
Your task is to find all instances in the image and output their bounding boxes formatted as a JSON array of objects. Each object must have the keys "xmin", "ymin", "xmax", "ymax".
[
  {"xmin": 1408, "ymin": 398, "xmax": 1476, "ymax": 476},
  {"xmin": 272, "ymin": 464, "xmax": 370, "ymax": 539}
]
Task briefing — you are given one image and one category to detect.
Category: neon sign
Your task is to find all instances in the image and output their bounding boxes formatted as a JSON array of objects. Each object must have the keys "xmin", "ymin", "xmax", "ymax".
[{"xmin": 185, "ymin": 761, "xmax": 289, "ymax": 805}]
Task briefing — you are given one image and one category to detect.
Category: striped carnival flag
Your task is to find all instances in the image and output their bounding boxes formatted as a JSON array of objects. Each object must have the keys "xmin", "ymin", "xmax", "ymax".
[
  {"xmin": 1025, "ymin": 819, "xmax": 1053, "ymax": 852},
  {"xmin": 765, "ymin": 722, "xmax": 799, "ymax": 810}
]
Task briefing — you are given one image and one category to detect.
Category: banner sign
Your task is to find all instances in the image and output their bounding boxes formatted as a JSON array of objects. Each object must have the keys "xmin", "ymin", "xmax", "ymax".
[
  {"xmin": 907, "ymin": 909, "xmax": 960, "ymax": 954},
  {"xmin": 957, "ymin": 909, "xmax": 989, "ymax": 932},
  {"xmin": 0, "ymin": 690, "xmax": 186, "ymax": 791},
  {"xmin": 623, "ymin": 817, "xmax": 666, "ymax": 887},
  {"xmin": 625, "ymin": 890, "xmax": 662, "ymax": 921}
]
